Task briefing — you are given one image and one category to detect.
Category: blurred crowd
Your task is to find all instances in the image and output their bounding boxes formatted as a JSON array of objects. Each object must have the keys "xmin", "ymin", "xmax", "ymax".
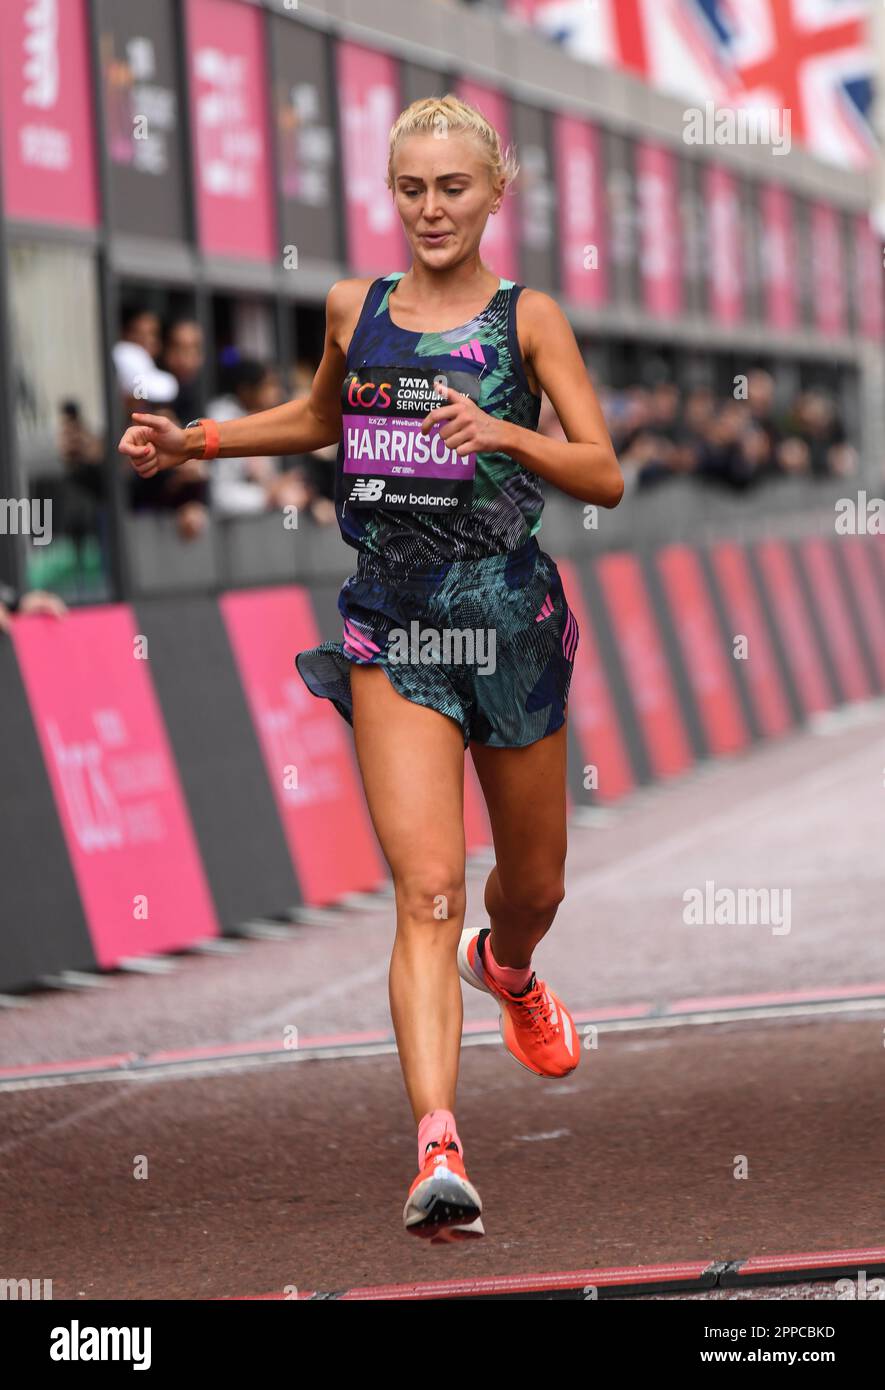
[
  {"xmin": 110, "ymin": 304, "xmax": 336, "ymax": 543},
  {"xmin": 595, "ymin": 371, "xmax": 857, "ymax": 493},
  {"xmin": 52, "ymin": 312, "xmax": 859, "ymax": 558}
]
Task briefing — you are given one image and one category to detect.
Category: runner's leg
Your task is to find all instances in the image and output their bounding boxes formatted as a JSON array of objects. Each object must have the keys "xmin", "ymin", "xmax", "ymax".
[
  {"xmin": 468, "ymin": 719, "xmax": 569, "ymax": 968},
  {"xmin": 350, "ymin": 663, "xmax": 468, "ymax": 1121}
]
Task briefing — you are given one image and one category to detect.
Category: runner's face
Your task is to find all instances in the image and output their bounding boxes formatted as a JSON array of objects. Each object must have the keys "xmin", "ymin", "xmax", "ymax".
[{"xmin": 392, "ymin": 134, "xmax": 503, "ymax": 264}]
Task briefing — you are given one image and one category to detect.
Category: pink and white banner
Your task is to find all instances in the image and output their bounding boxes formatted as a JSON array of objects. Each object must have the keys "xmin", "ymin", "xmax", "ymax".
[
  {"xmin": 636, "ymin": 141, "xmax": 681, "ymax": 318},
  {"xmin": 336, "ymin": 41, "xmax": 406, "ymax": 275},
  {"xmin": 220, "ymin": 588, "xmax": 385, "ymax": 906},
  {"xmin": 0, "ymin": 0, "xmax": 98, "ymax": 226},
  {"xmin": 554, "ymin": 113, "xmax": 607, "ymax": 306},
  {"xmin": 853, "ymin": 212, "xmax": 884, "ymax": 341},
  {"xmin": 810, "ymin": 201, "xmax": 846, "ymax": 337},
  {"xmin": 11, "ymin": 608, "xmax": 219, "ymax": 967},
  {"xmin": 184, "ymin": 0, "xmax": 275, "ymax": 261},
  {"xmin": 760, "ymin": 183, "xmax": 798, "ymax": 332},
  {"xmin": 705, "ymin": 164, "xmax": 743, "ymax": 326},
  {"xmin": 455, "ymin": 79, "xmax": 519, "ymax": 283}
]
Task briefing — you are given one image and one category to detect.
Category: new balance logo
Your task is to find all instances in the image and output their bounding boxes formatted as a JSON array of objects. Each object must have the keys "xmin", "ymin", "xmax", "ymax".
[{"xmin": 349, "ymin": 478, "xmax": 385, "ymax": 501}]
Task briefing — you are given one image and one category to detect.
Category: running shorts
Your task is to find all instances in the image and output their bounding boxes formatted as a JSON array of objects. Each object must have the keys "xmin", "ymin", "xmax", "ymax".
[{"xmin": 294, "ymin": 535, "xmax": 579, "ymax": 749}]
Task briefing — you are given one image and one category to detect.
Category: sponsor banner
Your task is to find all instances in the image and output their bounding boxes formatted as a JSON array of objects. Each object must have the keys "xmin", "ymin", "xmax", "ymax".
[
  {"xmin": 679, "ymin": 154, "xmax": 706, "ymax": 319},
  {"xmin": 810, "ymin": 202, "xmax": 846, "ymax": 337},
  {"xmin": 135, "ymin": 596, "xmax": 303, "ymax": 928},
  {"xmin": 595, "ymin": 552, "xmax": 693, "ymax": 779},
  {"xmin": 269, "ymin": 14, "xmax": 338, "ymax": 263},
  {"xmin": 337, "ymin": 41, "xmax": 405, "ymax": 274},
  {"xmin": 760, "ymin": 183, "xmax": 798, "ymax": 332},
  {"xmin": 708, "ymin": 541, "xmax": 793, "ymax": 737},
  {"xmin": 835, "ymin": 538, "xmax": 885, "ymax": 692},
  {"xmin": 753, "ymin": 540, "xmax": 833, "ymax": 715},
  {"xmin": 853, "ymin": 212, "xmax": 884, "ymax": 341},
  {"xmin": 340, "ymin": 366, "xmax": 481, "ymax": 513},
  {"xmin": 220, "ymin": 588, "xmax": 385, "ymax": 906},
  {"xmin": 655, "ymin": 545, "xmax": 749, "ymax": 756},
  {"xmin": 184, "ymin": 0, "xmax": 275, "ymax": 261},
  {"xmin": 794, "ymin": 196, "xmax": 816, "ymax": 332},
  {"xmin": 795, "ymin": 538, "xmax": 869, "ymax": 702},
  {"xmin": 512, "ymin": 99, "xmax": 556, "ymax": 292},
  {"xmin": 605, "ymin": 129, "xmax": 639, "ymax": 308},
  {"xmin": 455, "ymin": 79, "xmax": 519, "ymax": 282},
  {"xmin": 636, "ymin": 141, "xmax": 681, "ymax": 318},
  {"xmin": 704, "ymin": 164, "xmax": 743, "ymax": 326},
  {"xmin": 555, "ymin": 112, "xmax": 607, "ymax": 306},
  {"xmin": 96, "ymin": 0, "xmax": 187, "ymax": 241},
  {"xmin": 11, "ymin": 607, "xmax": 220, "ymax": 968},
  {"xmin": 556, "ymin": 558, "xmax": 634, "ymax": 802},
  {"xmin": 0, "ymin": 639, "xmax": 95, "ymax": 992},
  {"xmin": 0, "ymin": 0, "xmax": 98, "ymax": 226}
]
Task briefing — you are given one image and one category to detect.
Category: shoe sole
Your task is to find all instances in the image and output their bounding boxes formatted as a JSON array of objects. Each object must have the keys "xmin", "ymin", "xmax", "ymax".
[
  {"xmin": 403, "ymin": 1170, "xmax": 484, "ymax": 1242},
  {"xmin": 456, "ymin": 926, "xmax": 578, "ymax": 1079}
]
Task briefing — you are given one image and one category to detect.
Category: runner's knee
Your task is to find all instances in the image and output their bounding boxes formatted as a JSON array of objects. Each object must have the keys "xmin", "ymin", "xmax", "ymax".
[{"xmin": 394, "ymin": 868, "xmax": 466, "ymax": 926}]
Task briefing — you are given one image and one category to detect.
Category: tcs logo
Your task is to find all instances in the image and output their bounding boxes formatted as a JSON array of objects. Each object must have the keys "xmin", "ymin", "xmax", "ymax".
[{"xmin": 348, "ymin": 377, "xmax": 392, "ymax": 409}]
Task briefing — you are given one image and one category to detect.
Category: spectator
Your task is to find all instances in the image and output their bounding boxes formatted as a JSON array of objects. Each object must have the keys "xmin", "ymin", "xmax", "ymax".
[
  {"xmin": 126, "ymin": 398, "xmax": 210, "ymax": 542},
  {"xmin": 160, "ymin": 317, "xmax": 206, "ymax": 426},
  {"xmin": 206, "ymin": 359, "xmax": 307, "ymax": 518},
  {"xmin": 0, "ymin": 581, "xmax": 67, "ymax": 635},
  {"xmin": 746, "ymin": 369, "xmax": 785, "ymax": 455},
  {"xmin": 57, "ymin": 400, "xmax": 107, "ymax": 566},
  {"xmin": 281, "ymin": 358, "xmax": 338, "ymax": 525},
  {"xmin": 112, "ymin": 305, "xmax": 178, "ymax": 407}
]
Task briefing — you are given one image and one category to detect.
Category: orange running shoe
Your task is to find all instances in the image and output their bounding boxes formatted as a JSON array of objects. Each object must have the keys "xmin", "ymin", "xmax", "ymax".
[
  {"xmin": 457, "ymin": 926, "xmax": 580, "ymax": 1078},
  {"xmin": 403, "ymin": 1134, "xmax": 484, "ymax": 1243}
]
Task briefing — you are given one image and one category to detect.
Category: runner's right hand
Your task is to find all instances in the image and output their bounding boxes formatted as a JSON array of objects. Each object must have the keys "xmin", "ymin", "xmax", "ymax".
[{"xmin": 118, "ymin": 411, "xmax": 191, "ymax": 478}]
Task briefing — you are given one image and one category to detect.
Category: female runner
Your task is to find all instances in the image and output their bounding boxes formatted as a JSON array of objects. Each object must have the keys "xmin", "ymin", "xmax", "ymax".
[{"xmin": 119, "ymin": 95, "xmax": 623, "ymax": 1244}]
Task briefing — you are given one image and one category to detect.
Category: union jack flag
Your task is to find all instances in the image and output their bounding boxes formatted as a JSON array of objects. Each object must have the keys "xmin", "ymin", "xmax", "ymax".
[{"xmin": 506, "ymin": 0, "xmax": 876, "ymax": 169}]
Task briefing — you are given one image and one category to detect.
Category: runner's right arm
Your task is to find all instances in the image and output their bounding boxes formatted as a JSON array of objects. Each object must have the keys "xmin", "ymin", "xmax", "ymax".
[{"xmin": 118, "ymin": 282, "xmax": 351, "ymax": 478}]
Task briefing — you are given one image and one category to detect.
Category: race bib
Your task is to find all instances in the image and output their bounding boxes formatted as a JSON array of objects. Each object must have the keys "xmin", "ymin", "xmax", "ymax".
[{"xmin": 340, "ymin": 366, "xmax": 480, "ymax": 513}]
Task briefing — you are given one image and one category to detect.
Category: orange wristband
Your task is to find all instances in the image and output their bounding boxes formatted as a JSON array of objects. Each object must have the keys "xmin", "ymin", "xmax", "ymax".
[{"xmin": 198, "ymin": 417, "xmax": 220, "ymax": 460}]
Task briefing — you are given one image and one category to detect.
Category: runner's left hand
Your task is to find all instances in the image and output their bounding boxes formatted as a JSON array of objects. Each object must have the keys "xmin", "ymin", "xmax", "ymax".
[{"xmin": 421, "ymin": 384, "xmax": 507, "ymax": 457}]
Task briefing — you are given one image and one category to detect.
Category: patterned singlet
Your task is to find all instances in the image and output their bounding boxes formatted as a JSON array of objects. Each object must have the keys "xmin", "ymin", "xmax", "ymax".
[{"xmin": 334, "ymin": 271, "xmax": 544, "ymax": 572}]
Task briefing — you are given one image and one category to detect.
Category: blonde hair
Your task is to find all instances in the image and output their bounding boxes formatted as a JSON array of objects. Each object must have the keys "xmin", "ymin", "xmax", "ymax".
[{"xmin": 386, "ymin": 94, "xmax": 520, "ymax": 200}]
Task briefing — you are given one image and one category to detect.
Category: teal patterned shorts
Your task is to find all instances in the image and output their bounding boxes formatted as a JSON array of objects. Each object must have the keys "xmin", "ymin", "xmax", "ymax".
[{"xmin": 295, "ymin": 536, "xmax": 579, "ymax": 749}]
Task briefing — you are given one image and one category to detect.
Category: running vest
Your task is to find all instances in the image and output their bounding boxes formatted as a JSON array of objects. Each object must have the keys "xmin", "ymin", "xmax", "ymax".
[{"xmin": 334, "ymin": 271, "xmax": 544, "ymax": 568}]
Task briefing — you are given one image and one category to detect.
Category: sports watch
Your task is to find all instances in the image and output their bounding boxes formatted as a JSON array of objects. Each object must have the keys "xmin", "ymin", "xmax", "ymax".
[{"xmin": 185, "ymin": 417, "xmax": 220, "ymax": 460}]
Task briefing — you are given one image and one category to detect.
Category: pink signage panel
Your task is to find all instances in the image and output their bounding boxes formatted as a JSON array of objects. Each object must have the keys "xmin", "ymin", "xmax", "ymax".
[
  {"xmin": 11, "ymin": 608, "xmax": 219, "ymax": 967},
  {"xmin": 705, "ymin": 164, "xmax": 743, "ymax": 326},
  {"xmin": 760, "ymin": 183, "xmax": 798, "ymax": 332},
  {"xmin": 655, "ymin": 545, "xmax": 749, "ymax": 756},
  {"xmin": 554, "ymin": 113, "xmax": 608, "ymax": 306},
  {"xmin": 840, "ymin": 537, "xmax": 885, "ymax": 690},
  {"xmin": 220, "ymin": 588, "xmax": 385, "ymax": 907},
  {"xmin": 0, "ymin": 0, "xmax": 98, "ymax": 226},
  {"xmin": 184, "ymin": 0, "xmax": 275, "ymax": 261},
  {"xmin": 595, "ymin": 552, "xmax": 693, "ymax": 780},
  {"xmin": 796, "ymin": 537, "xmax": 869, "ymax": 702},
  {"xmin": 336, "ymin": 41, "xmax": 406, "ymax": 275},
  {"xmin": 708, "ymin": 541, "xmax": 793, "ymax": 737},
  {"xmin": 455, "ymin": 79, "xmax": 519, "ymax": 283},
  {"xmin": 556, "ymin": 557, "xmax": 634, "ymax": 802},
  {"xmin": 754, "ymin": 541, "xmax": 833, "ymax": 716},
  {"xmin": 854, "ymin": 213, "xmax": 884, "ymax": 341},
  {"xmin": 636, "ymin": 141, "xmax": 681, "ymax": 318},
  {"xmin": 810, "ymin": 202, "xmax": 846, "ymax": 337}
]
